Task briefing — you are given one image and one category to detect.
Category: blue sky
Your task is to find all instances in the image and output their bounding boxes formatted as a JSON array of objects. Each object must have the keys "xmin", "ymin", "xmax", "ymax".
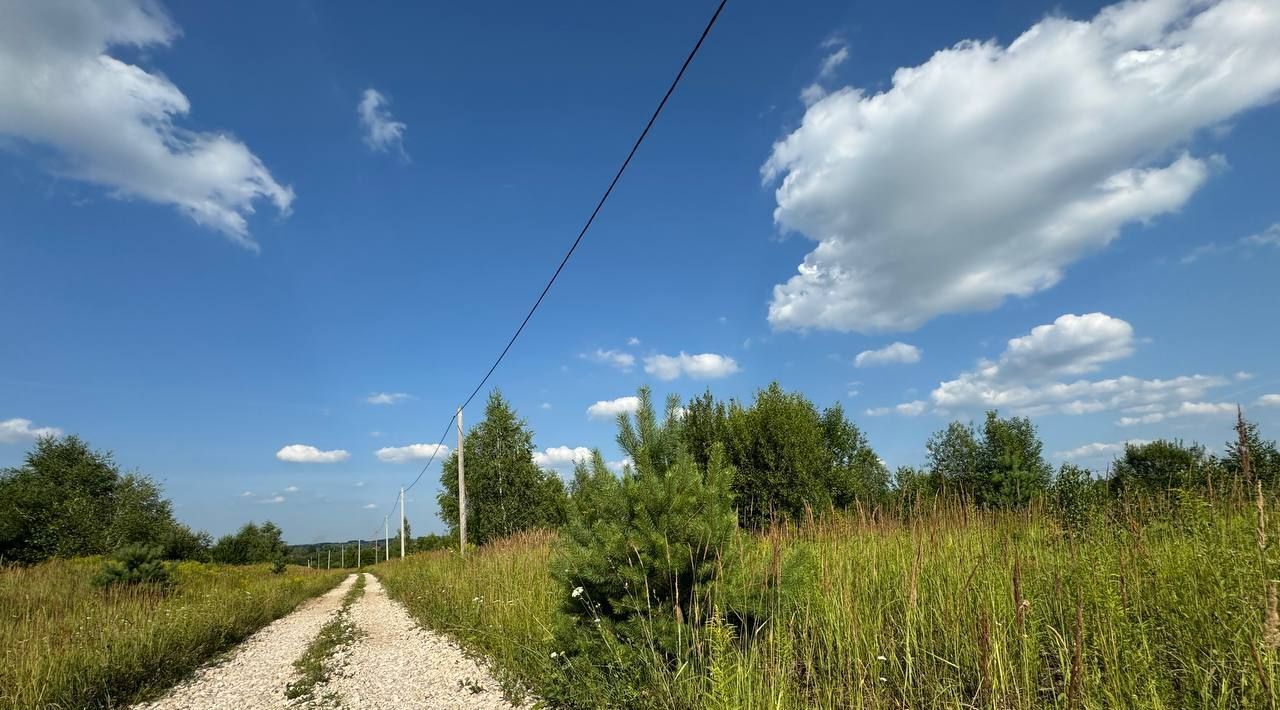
[{"xmin": 2, "ymin": 0, "xmax": 1278, "ymax": 543}]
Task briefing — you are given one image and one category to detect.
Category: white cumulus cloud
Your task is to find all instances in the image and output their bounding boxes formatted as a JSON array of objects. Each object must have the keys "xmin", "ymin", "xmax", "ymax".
[
  {"xmin": 642, "ymin": 352, "xmax": 740, "ymax": 381},
  {"xmin": 581, "ymin": 349, "xmax": 636, "ymax": 372},
  {"xmin": 358, "ymin": 88, "xmax": 407, "ymax": 157},
  {"xmin": 865, "ymin": 401, "xmax": 927, "ymax": 417},
  {"xmin": 587, "ymin": 396, "xmax": 640, "ymax": 419},
  {"xmin": 533, "ymin": 446, "xmax": 593, "ymax": 469},
  {"xmin": 284, "ymin": 485, "xmax": 299, "ymax": 492},
  {"xmin": 762, "ymin": 0, "xmax": 1280, "ymax": 333},
  {"xmin": 854, "ymin": 342, "xmax": 921, "ymax": 367},
  {"xmin": 0, "ymin": 0, "xmax": 294, "ymax": 251},
  {"xmin": 1258, "ymin": 394, "xmax": 1280, "ymax": 407},
  {"xmin": 1055, "ymin": 440, "xmax": 1151, "ymax": 460},
  {"xmin": 276, "ymin": 444, "xmax": 350, "ymax": 463},
  {"xmin": 258, "ymin": 495, "xmax": 285, "ymax": 505},
  {"xmin": 1117, "ymin": 401, "xmax": 1235, "ymax": 426},
  {"xmin": 375, "ymin": 443, "xmax": 450, "ymax": 464},
  {"xmin": 0, "ymin": 417, "xmax": 63, "ymax": 444},
  {"xmin": 907, "ymin": 313, "xmax": 1233, "ymax": 419},
  {"xmin": 366, "ymin": 392, "xmax": 412, "ymax": 405}
]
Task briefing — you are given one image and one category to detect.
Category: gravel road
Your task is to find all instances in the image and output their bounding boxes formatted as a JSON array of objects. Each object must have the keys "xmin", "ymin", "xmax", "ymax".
[
  {"xmin": 131, "ymin": 572, "xmax": 526, "ymax": 709},
  {"xmin": 316, "ymin": 574, "xmax": 528, "ymax": 709},
  {"xmin": 134, "ymin": 573, "xmax": 358, "ymax": 710}
]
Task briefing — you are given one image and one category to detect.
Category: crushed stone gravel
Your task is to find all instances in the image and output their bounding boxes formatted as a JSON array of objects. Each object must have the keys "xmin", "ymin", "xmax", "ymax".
[
  {"xmin": 133, "ymin": 574, "xmax": 357, "ymax": 710},
  {"xmin": 315, "ymin": 573, "xmax": 530, "ymax": 709}
]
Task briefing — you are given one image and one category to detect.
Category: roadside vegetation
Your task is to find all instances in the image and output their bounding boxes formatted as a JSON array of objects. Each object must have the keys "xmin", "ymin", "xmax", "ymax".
[
  {"xmin": 286, "ymin": 573, "xmax": 367, "ymax": 704},
  {"xmin": 375, "ymin": 384, "xmax": 1280, "ymax": 708},
  {"xmin": 0, "ymin": 557, "xmax": 344, "ymax": 710}
]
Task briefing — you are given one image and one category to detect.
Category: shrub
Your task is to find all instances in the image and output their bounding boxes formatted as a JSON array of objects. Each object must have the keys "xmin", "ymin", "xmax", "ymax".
[
  {"xmin": 271, "ymin": 558, "xmax": 287, "ymax": 574},
  {"xmin": 92, "ymin": 544, "xmax": 172, "ymax": 589}
]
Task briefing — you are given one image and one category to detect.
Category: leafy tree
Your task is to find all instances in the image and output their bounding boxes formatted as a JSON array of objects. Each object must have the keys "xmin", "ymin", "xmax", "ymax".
[
  {"xmin": 975, "ymin": 411, "xmax": 1052, "ymax": 507},
  {"xmin": 821, "ymin": 403, "xmax": 889, "ymax": 507},
  {"xmin": 1111, "ymin": 439, "xmax": 1211, "ymax": 492},
  {"xmin": 1224, "ymin": 414, "xmax": 1280, "ymax": 486},
  {"xmin": 1050, "ymin": 463, "xmax": 1105, "ymax": 534},
  {"xmin": 926, "ymin": 421, "xmax": 980, "ymax": 496},
  {"xmin": 723, "ymin": 383, "xmax": 833, "ymax": 528},
  {"xmin": 210, "ymin": 521, "xmax": 287, "ymax": 565},
  {"xmin": 926, "ymin": 412, "xmax": 1051, "ymax": 507},
  {"xmin": 0, "ymin": 435, "xmax": 206, "ymax": 564},
  {"xmin": 438, "ymin": 390, "xmax": 569, "ymax": 546},
  {"xmin": 681, "ymin": 389, "xmax": 728, "ymax": 472}
]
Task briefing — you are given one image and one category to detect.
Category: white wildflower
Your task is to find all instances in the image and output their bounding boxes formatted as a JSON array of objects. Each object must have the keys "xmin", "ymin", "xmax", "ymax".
[{"xmin": 572, "ymin": 586, "xmax": 584, "ymax": 598}]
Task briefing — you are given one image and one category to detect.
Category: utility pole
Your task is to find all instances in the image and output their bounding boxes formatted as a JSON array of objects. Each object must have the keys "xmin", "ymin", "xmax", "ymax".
[
  {"xmin": 341, "ymin": 545, "xmax": 345, "ymax": 568},
  {"xmin": 384, "ymin": 516, "xmax": 389, "ymax": 562},
  {"xmin": 327, "ymin": 548, "xmax": 331, "ymax": 570},
  {"xmin": 458, "ymin": 406, "xmax": 466, "ymax": 557},
  {"xmin": 358, "ymin": 538, "xmax": 362, "ymax": 568},
  {"xmin": 399, "ymin": 487, "xmax": 406, "ymax": 560}
]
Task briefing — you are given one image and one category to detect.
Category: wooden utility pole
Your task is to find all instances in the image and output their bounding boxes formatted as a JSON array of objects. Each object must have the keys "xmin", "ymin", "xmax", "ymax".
[
  {"xmin": 384, "ymin": 516, "xmax": 389, "ymax": 562},
  {"xmin": 458, "ymin": 406, "xmax": 466, "ymax": 557},
  {"xmin": 341, "ymin": 545, "xmax": 345, "ymax": 568},
  {"xmin": 358, "ymin": 538, "xmax": 362, "ymax": 567},
  {"xmin": 399, "ymin": 487, "xmax": 406, "ymax": 559},
  {"xmin": 327, "ymin": 548, "xmax": 331, "ymax": 570}
]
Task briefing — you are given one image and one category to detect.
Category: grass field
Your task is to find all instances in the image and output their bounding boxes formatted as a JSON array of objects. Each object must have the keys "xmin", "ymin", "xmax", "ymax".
[
  {"xmin": 378, "ymin": 495, "xmax": 1280, "ymax": 709},
  {"xmin": 0, "ymin": 558, "xmax": 345, "ymax": 710}
]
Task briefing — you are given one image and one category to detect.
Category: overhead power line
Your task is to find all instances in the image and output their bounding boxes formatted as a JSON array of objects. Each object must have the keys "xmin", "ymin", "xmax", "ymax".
[{"xmin": 369, "ymin": 0, "xmax": 728, "ymax": 529}]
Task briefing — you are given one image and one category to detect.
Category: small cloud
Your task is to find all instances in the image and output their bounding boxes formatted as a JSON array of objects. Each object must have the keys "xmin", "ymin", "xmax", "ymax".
[
  {"xmin": 606, "ymin": 457, "xmax": 634, "ymax": 473},
  {"xmin": 533, "ymin": 446, "xmax": 593, "ymax": 469},
  {"xmin": 1258, "ymin": 394, "xmax": 1280, "ymax": 407},
  {"xmin": 258, "ymin": 495, "xmax": 285, "ymax": 504},
  {"xmin": 284, "ymin": 485, "xmax": 299, "ymax": 492},
  {"xmin": 818, "ymin": 45, "xmax": 849, "ymax": 78},
  {"xmin": 355, "ymin": 481, "xmax": 366, "ymax": 487},
  {"xmin": 240, "ymin": 491, "xmax": 253, "ymax": 497},
  {"xmin": 276, "ymin": 444, "xmax": 350, "ymax": 463},
  {"xmin": 358, "ymin": 88, "xmax": 408, "ymax": 158},
  {"xmin": 627, "ymin": 337, "xmax": 641, "ymax": 346},
  {"xmin": 643, "ymin": 352, "xmax": 740, "ymax": 380},
  {"xmin": 717, "ymin": 316, "xmax": 728, "ymax": 324},
  {"xmin": 854, "ymin": 342, "xmax": 922, "ymax": 368},
  {"xmin": 581, "ymin": 349, "xmax": 635, "ymax": 372},
  {"xmin": 1237, "ymin": 371, "xmax": 1255, "ymax": 381},
  {"xmin": 865, "ymin": 400, "xmax": 927, "ymax": 417},
  {"xmin": 376, "ymin": 443, "xmax": 450, "ymax": 463},
  {"xmin": 370, "ymin": 431, "xmax": 384, "ymax": 438},
  {"xmin": 0, "ymin": 417, "xmax": 63, "ymax": 444},
  {"xmin": 587, "ymin": 396, "xmax": 640, "ymax": 419},
  {"xmin": 539, "ymin": 402, "xmax": 552, "ymax": 410},
  {"xmin": 363, "ymin": 503, "xmax": 377, "ymax": 509},
  {"xmin": 366, "ymin": 392, "xmax": 412, "ymax": 405}
]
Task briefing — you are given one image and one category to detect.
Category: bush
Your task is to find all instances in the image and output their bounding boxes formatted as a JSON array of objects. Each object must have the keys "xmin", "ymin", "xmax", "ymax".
[
  {"xmin": 271, "ymin": 558, "xmax": 287, "ymax": 574},
  {"xmin": 549, "ymin": 389, "xmax": 736, "ymax": 706},
  {"xmin": 92, "ymin": 544, "xmax": 173, "ymax": 589}
]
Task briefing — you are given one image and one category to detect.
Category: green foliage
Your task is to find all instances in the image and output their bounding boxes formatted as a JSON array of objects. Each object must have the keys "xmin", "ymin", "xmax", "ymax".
[
  {"xmin": 1050, "ymin": 463, "xmax": 1104, "ymax": 534},
  {"xmin": 1225, "ymin": 415, "xmax": 1280, "ymax": 485},
  {"xmin": 549, "ymin": 388, "xmax": 737, "ymax": 706},
  {"xmin": 271, "ymin": 558, "xmax": 287, "ymax": 574},
  {"xmin": 209, "ymin": 521, "xmax": 288, "ymax": 565},
  {"xmin": 2, "ymin": 558, "xmax": 345, "ymax": 709},
  {"xmin": 0, "ymin": 436, "xmax": 208, "ymax": 565},
  {"xmin": 92, "ymin": 544, "xmax": 173, "ymax": 589},
  {"xmin": 926, "ymin": 411, "xmax": 1050, "ymax": 507},
  {"xmin": 821, "ymin": 403, "xmax": 889, "ymax": 507},
  {"xmin": 438, "ymin": 390, "xmax": 569, "ymax": 545},
  {"xmin": 1111, "ymin": 439, "xmax": 1212, "ymax": 492}
]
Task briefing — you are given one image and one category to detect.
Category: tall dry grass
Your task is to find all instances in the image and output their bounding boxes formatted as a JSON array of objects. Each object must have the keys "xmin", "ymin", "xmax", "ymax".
[
  {"xmin": 378, "ymin": 495, "xmax": 1280, "ymax": 708},
  {"xmin": 0, "ymin": 558, "xmax": 345, "ymax": 709}
]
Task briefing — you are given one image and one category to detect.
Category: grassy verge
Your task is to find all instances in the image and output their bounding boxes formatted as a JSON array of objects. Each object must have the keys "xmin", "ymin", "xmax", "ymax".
[
  {"xmin": 286, "ymin": 572, "xmax": 367, "ymax": 703},
  {"xmin": 0, "ymin": 558, "xmax": 346, "ymax": 709},
  {"xmin": 378, "ymin": 498, "xmax": 1280, "ymax": 708}
]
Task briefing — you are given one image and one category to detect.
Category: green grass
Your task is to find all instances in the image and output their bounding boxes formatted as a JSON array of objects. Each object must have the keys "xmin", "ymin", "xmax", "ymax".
[
  {"xmin": 286, "ymin": 572, "xmax": 366, "ymax": 702},
  {"xmin": 0, "ymin": 558, "xmax": 346, "ymax": 709},
  {"xmin": 378, "ymin": 497, "xmax": 1280, "ymax": 708}
]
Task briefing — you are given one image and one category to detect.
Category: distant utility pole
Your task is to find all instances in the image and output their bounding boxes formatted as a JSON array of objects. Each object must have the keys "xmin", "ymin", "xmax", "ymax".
[
  {"xmin": 384, "ymin": 516, "xmax": 389, "ymax": 562},
  {"xmin": 327, "ymin": 548, "xmax": 331, "ymax": 570},
  {"xmin": 358, "ymin": 538, "xmax": 362, "ymax": 567},
  {"xmin": 399, "ymin": 487, "xmax": 406, "ymax": 560},
  {"xmin": 341, "ymin": 545, "xmax": 345, "ymax": 568},
  {"xmin": 458, "ymin": 406, "xmax": 466, "ymax": 557}
]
